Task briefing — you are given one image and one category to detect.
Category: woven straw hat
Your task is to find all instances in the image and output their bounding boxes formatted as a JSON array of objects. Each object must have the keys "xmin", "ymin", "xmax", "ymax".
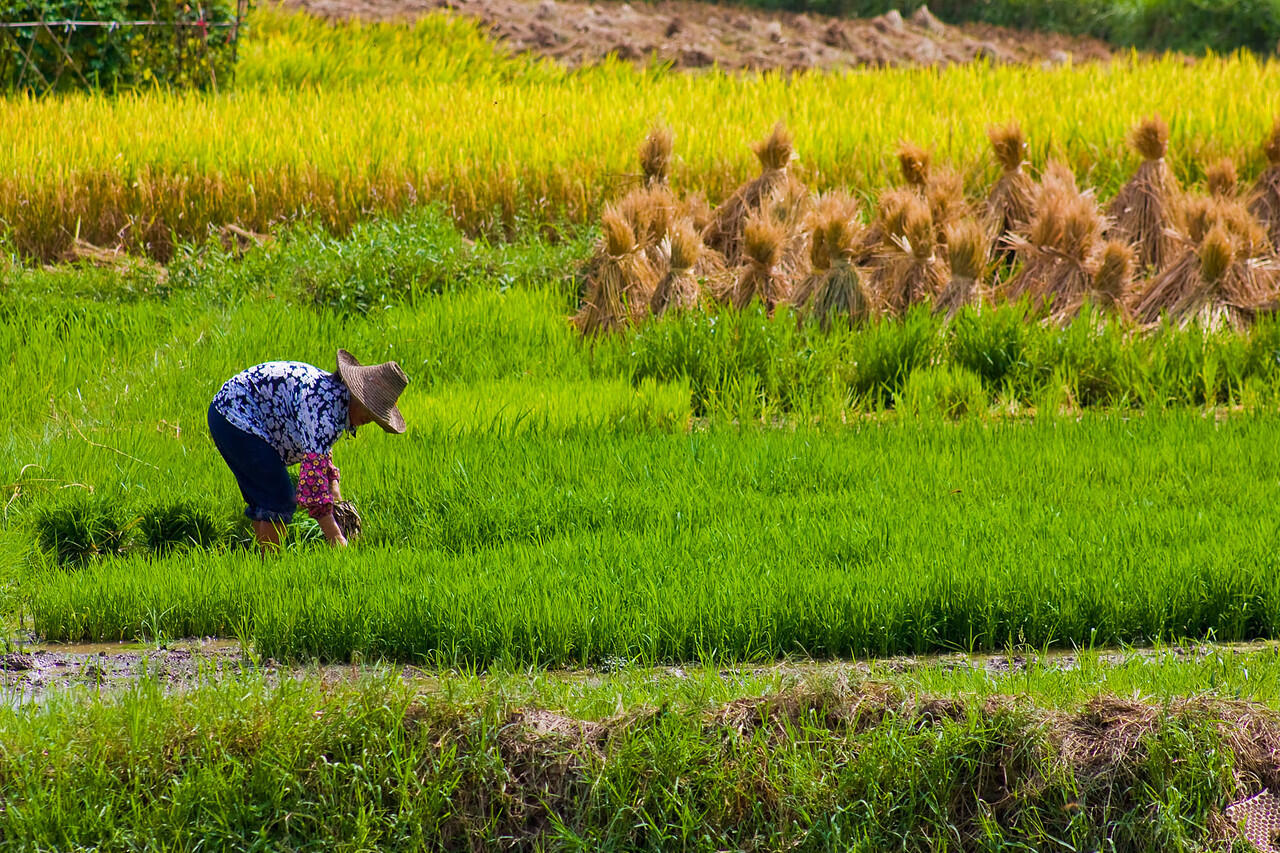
[{"xmin": 335, "ymin": 349, "xmax": 408, "ymax": 434}]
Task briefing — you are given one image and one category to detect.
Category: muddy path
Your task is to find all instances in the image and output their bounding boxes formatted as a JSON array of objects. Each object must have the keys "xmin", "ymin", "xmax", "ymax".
[
  {"xmin": 282, "ymin": 0, "xmax": 1118, "ymax": 72},
  {"xmin": 4, "ymin": 638, "xmax": 1274, "ymax": 705}
]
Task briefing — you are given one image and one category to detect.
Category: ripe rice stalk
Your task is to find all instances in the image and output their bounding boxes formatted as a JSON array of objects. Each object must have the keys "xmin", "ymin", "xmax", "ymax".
[
  {"xmin": 729, "ymin": 212, "xmax": 788, "ymax": 314},
  {"xmin": 1247, "ymin": 119, "xmax": 1280, "ymax": 252},
  {"xmin": 1107, "ymin": 115, "xmax": 1181, "ymax": 272},
  {"xmin": 1206, "ymin": 158, "xmax": 1238, "ymax": 198},
  {"xmin": 934, "ymin": 219, "xmax": 989, "ymax": 320},
  {"xmin": 639, "ymin": 125, "xmax": 674, "ymax": 188},
  {"xmin": 875, "ymin": 196, "xmax": 947, "ymax": 316},
  {"xmin": 703, "ymin": 121, "xmax": 797, "ymax": 266},
  {"xmin": 649, "ymin": 219, "xmax": 702, "ymax": 317},
  {"xmin": 1133, "ymin": 210, "xmax": 1280, "ymax": 328},
  {"xmin": 897, "ymin": 141, "xmax": 931, "ymax": 191},
  {"xmin": 810, "ymin": 200, "xmax": 872, "ymax": 328},
  {"xmin": 573, "ymin": 208, "xmax": 655, "ymax": 335},
  {"xmin": 983, "ymin": 122, "xmax": 1035, "ymax": 248}
]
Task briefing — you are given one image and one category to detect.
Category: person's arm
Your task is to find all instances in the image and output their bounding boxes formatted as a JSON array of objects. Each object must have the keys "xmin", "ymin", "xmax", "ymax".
[{"xmin": 297, "ymin": 453, "xmax": 346, "ymax": 547}]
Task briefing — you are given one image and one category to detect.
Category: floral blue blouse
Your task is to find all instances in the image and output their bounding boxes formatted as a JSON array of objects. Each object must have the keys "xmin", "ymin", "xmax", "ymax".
[{"xmin": 212, "ymin": 362, "xmax": 353, "ymax": 518}]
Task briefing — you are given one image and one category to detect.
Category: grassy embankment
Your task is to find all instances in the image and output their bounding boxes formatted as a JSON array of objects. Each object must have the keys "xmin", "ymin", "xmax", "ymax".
[
  {"xmin": 5, "ymin": 7, "xmax": 1280, "ymax": 258},
  {"xmin": 5, "ymin": 648, "xmax": 1280, "ymax": 849},
  {"xmin": 6, "ymin": 213, "xmax": 1280, "ymax": 664}
]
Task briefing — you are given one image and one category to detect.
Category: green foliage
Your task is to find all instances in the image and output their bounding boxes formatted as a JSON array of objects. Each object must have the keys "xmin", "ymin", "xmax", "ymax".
[
  {"xmin": 898, "ymin": 364, "xmax": 987, "ymax": 419},
  {"xmin": 0, "ymin": 0, "xmax": 242, "ymax": 94},
  {"xmin": 32, "ymin": 495, "xmax": 138, "ymax": 565},
  {"xmin": 137, "ymin": 500, "xmax": 228, "ymax": 553}
]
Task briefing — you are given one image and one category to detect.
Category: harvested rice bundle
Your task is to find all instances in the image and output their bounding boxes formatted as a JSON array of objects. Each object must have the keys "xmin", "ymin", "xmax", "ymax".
[
  {"xmin": 927, "ymin": 170, "xmax": 969, "ymax": 246},
  {"xmin": 858, "ymin": 186, "xmax": 917, "ymax": 263},
  {"xmin": 1248, "ymin": 119, "xmax": 1280, "ymax": 251},
  {"xmin": 573, "ymin": 208, "xmax": 655, "ymax": 335},
  {"xmin": 1090, "ymin": 240, "xmax": 1136, "ymax": 313},
  {"xmin": 639, "ymin": 125, "xmax": 674, "ymax": 188},
  {"xmin": 683, "ymin": 190, "xmax": 714, "ymax": 234},
  {"xmin": 897, "ymin": 142, "xmax": 931, "ymax": 191},
  {"xmin": 1107, "ymin": 115, "xmax": 1181, "ymax": 272},
  {"xmin": 1207, "ymin": 158, "xmax": 1238, "ymax": 198},
  {"xmin": 703, "ymin": 121, "xmax": 800, "ymax": 266},
  {"xmin": 875, "ymin": 196, "xmax": 947, "ymax": 316},
  {"xmin": 649, "ymin": 219, "xmax": 702, "ymax": 317},
  {"xmin": 729, "ymin": 212, "xmax": 788, "ymax": 314},
  {"xmin": 810, "ymin": 202, "xmax": 872, "ymax": 329},
  {"xmin": 1133, "ymin": 202, "xmax": 1279, "ymax": 328},
  {"xmin": 761, "ymin": 169, "xmax": 815, "ymax": 280},
  {"xmin": 934, "ymin": 219, "xmax": 989, "ymax": 320},
  {"xmin": 1006, "ymin": 184, "xmax": 1105, "ymax": 312},
  {"xmin": 791, "ymin": 193, "xmax": 853, "ymax": 308},
  {"xmin": 616, "ymin": 184, "xmax": 680, "ymax": 262},
  {"xmin": 983, "ymin": 122, "xmax": 1035, "ymax": 246}
]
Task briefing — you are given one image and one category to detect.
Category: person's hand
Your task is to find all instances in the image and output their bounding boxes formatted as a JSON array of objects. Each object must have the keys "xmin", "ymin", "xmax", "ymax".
[{"xmin": 317, "ymin": 511, "xmax": 346, "ymax": 546}]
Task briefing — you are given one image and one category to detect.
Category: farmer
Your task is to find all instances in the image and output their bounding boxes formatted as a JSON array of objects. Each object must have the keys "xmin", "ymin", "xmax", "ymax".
[{"xmin": 207, "ymin": 349, "xmax": 408, "ymax": 550}]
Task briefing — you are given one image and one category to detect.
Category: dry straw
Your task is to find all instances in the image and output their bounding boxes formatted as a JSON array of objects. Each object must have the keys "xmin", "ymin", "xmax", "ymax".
[
  {"xmin": 639, "ymin": 125, "xmax": 674, "ymax": 188},
  {"xmin": 934, "ymin": 219, "xmax": 989, "ymax": 320},
  {"xmin": 927, "ymin": 169, "xmax": 969, "ymax": 247},
  {"xmin": 983, "ymin": 122, "xmax": 1035, "ymax": 248},
  {"xmin": 792, "ymin": 193, "xmax": 845, "ymax": 308},
  {"xmin": 729, "ymin": 211, "xmax": 789, "ymax": 314},
  {"xmin": 1090, "ymin": 240, "xmax": 1136, "ymax": 314},
  {"xmin": 573, "ymin": 207, "xmax": 655, "ymax": 335},
  {"xmin": 649, "ymin": 218, "xmax": 702, "ymax": 317},
  {"xmin": 1006, "ymin": 176, "xmax": 1105, "ymax": 313},
  {"xmin": 875, "ymin": 194, "xmax": 947, "ymax": 316},
  {"xmin": 1207, "ymin": 158, "xmax": 1238, "ymax": 198},
  {"xmin": 1248, "ymin": 119, "xmax": 1280, "ymax": 252},
  {"xmin": 897, "ymin": 142, "xmax": 932, "ymax": 191},
  {"xmin": 1133, "ymin": 200, "xmax": 1279, "ymax": 329},
  {"xmin": 1107, "ymin": 115, "xmax": 1181, "ymax": 272},
  {"xmin": 809, "ymin": 195, "xmax": 872, "ymax": 329},
  {"xmin": 703, "ymin": 121, "xmax": 800, "ymax": 266}
]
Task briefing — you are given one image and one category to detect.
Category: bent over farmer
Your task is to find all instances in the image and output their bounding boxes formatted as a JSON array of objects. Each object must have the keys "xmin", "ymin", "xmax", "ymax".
[{"xmin": 207, "ymin": 349, "xmax": 409, "ymax": 550}]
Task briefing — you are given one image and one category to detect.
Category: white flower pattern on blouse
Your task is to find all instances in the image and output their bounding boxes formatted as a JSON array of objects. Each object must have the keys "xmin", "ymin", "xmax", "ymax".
[{"xmin": 212, "ymin": 362, "xmax": 352, "ymax": 465}]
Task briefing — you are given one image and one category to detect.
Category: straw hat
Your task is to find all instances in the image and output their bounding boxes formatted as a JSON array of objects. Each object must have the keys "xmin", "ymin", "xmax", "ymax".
[{"xmin": 335, "ymin": 349, "xmax": 408, "ymax": 434}]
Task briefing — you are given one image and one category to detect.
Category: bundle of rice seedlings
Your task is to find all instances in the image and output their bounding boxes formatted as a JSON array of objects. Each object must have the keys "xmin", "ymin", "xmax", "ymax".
[
  {"xmin": 729, "ymin": 212, "xmax": 788, "ymax": 314},
  {"xmin": 1207, "ymin": 158, "xmax": 1238, "ymax": 198},
  {"xmin": 639, "ymin": 125, "xmax": 674, "ymax": 188},
  {"xmin": 1248, "ymin": 119, "xmax": 1280, "ymax": 251},
  {"xmin": 649, "ymin": 219, "xmax": 702, "ymax": 317},
  {"xmin": 983, "ymin": 122, "xmax": 1036, "ymax": 249},
  {"xmin": 703, "ymin": 121, "xmax": 799, "ymax": 265},
  {"xmin": 573, "ymin": 208, "xmax": 655, "ymax": 335},
  {"xmin": 1006, "ymin": 183, "xmax": 1104, "ymax": 312},
  {"xmin": 1133, "ymin": 206, "xmax": 1279, "ymax": 328},
  {"xmin": 934, "ymin": 219, "xmax": 989, "ymax": 320},
  {"xmin": 897, "ymin": 142, "xmax": 931, "ymax": 191},
  {"xmin": 1107, "ymin": 115, "xmax": 1181, "ymax": 272},
  {"xmin": 810, "ymin": 202, "xmax": 872, "ymax": 329},
  {"xmin": 875, "ymin": 196, "xmax": 947, "ymax": 316}
]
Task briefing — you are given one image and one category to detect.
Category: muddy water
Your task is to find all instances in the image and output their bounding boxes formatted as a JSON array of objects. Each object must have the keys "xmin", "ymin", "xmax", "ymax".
[{"xmin": 3, "ymin": 638, "xmax": 1278, "ymax": 706}]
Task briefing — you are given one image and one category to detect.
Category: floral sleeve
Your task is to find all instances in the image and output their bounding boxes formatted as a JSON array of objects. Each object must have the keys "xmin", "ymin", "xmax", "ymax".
[{"xmin": 297, "ymin": 453, "xmax": 340, "ymax": 520}]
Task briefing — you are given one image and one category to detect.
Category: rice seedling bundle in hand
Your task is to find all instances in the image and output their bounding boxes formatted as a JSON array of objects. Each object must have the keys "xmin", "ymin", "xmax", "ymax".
[
  {"xmin": 1133, "ymin": 202, "xmax": 1279, "ymax": 329},
  {"xmin": 810, "ymin": 197, "xmax": 872, "ymax": 329},
  {"xmin": 875, "ymin": 195, "xmax": 947, "ymax": 316},
  {"xmin": 983, "ymin": 122, "xmax": 1036, "ymax": 251},
  {"xmin": 1248, "ymin": 119, "xmax": 1280, "ymax": 252},
  {"xmin": 703, "ymin": 121, "xmax": 798, "ymax": 266},
  {"xmin": 729, "ymin": 212, "xmax": 788, "ymax": 314},
  {"xmin": 574, "ymin": 208, "xmax": 655, "ymax": 335},
  {"xmin": 639, "ymin": 124, "xmax": 674, "ymax": 188},
  {"xmin": 1107, "ymin": 115, "xmax": 1181, "ymax": 272},
  {"xmin": 649, "ymin": 218, "xmax": 702, "ymax": 317},
  {"xmin": 1207, "ymin": 158, "xmax": 1238, "ymax": 198},
  {"xmin": 934, "ymin": 219, "xmax": 990, "ymax": 320}
]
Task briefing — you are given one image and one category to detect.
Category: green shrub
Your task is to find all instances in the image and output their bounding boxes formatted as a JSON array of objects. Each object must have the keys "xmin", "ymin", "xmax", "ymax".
[{"xmin": 0, "ymin": 0, "xmax": 242, "ymax": 94}]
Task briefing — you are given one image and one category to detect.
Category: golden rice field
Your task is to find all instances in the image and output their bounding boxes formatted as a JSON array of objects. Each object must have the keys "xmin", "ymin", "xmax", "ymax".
[{"xmin": 5, "ymin": 7, "xmax": 1280, "ymax": 258}]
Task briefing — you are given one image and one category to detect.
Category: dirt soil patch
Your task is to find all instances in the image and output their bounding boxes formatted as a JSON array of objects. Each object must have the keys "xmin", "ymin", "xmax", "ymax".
[{"xmin": 282, "ymin": 0, "xmax": 1118, "ymax": 71}]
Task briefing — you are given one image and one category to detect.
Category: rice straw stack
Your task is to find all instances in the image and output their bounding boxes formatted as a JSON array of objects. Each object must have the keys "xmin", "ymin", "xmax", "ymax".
[
  {"xmin": 934, "ymin": 219, "xmax": 989, "ymax": 320},
  {"xmin": 573, "ymin": 208, "xmax": 655, "ymax": 335},
  {"xmin": 703, "ymin": 122, "xmax": 799, "ymax": 266},
  {"xmin": 875, "ymin": 195, "xmax": 947, "ymax": 316},
  {"xmin": 983, "ymin": 123, "xmax": 1036, "ymax": 249},
  {"xmin": 639, "ymin": 125, "xmax": 674, "ymax": 188},
  {"xmin": 1248, "ymin": 119, "xmax": 1280, "ymax": 252},
  {"xmin": 649, "ymin": 219, "xmax": 702, "ymax": 317},
  {"xmin": 810, "ymin": 199, "xmax": 872, "ymax": 329},
  {"xmin": 729, "ymin": 212, "xmax": 788, "ymax": 314},
  {"xmin": 1107, "ymin": 115, "xmax": 1181, "ymax": 272}
]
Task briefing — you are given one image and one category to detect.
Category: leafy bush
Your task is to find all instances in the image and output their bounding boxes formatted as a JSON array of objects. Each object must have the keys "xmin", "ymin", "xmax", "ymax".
[{"xmin": 0, "ymin": 0, "xmax": 242, "ymax": 94}]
